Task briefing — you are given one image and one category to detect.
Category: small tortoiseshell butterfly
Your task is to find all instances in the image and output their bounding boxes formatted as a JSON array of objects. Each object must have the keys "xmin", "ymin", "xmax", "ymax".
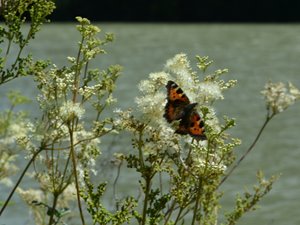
[{"xmin": 164, "ymin": 80, "xmax": 206, "ymax": 140}]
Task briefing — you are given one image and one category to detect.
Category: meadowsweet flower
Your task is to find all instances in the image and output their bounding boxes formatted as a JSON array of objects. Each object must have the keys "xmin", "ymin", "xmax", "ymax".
[
  {"xmin": 16, "ymin": 187, "xmax": 45, "ymax": 225},
  {"xmin": 105, "ymin": 94, "xmax": 117, "ymax": 105},
  {"xmin": 0, "ymin": 177, "xmax": 13, "ymax": 187},
  {"xmin": 35, "ymin": 173, "xmax": 53, "ymax": 192},
  {"xmin": 0, "ymin": 121, "xmax": 34, "ymax": 147},
  {"xmin": 126, "ymin": 54, "xmax": 238, "ymax": 171},
  {"xmin": 165, "ymin": 53, "xmax": 191, "ymax": 78},
  {"xmin": 67, "ymin": 56, "xmax": 76, "ymax": 63},
  {"xmin": 204, "ymin": 107, "xmax": 222, "ymax": 133},
  {"xmin": 164, "ymin": 54, "xmax": 199, "ymax": 94},
  {"xmin": 60, "ymin": 101, "xmax": 85, "ymax": 122},
  {"xmin": 289, "ymin": 82, "xmax": 300, "ymax": 99},
  {"xmin": 74, "ymin": 130, "xmax": 100, "ymax": 176},
  {"xmin": 261, "ymin": 81, "xmax": 299, "ymax": 114},
  {"xmin": 113, "ymin": 109, "xmax": 135, "ymax": 132},
  {"xmin": 0, "ymin": 152, "xmax": 18, "ymax": 183},
  {"xmin": 135, "ymin": 54, "xmax": 226, "ymax": 138},
  {"xmin": 135, "ymin": 92, "xmax": 165, "ymax": 121},
  {"xmin": 197, "ymin": 81, "xmax": 224, "ymax": 103},
  {"xmin": 17, "ymin": 187, "xmax": 44, "ymax": 204},
  {"xmin": 79, "ymin": 85, "xmax": 98, "ymax": 98},
  {"xmin": 138, "ymin": 72, "xmax": 170, "ymax": 94},
  {"xmin": 136, "ymin": 72, "xmax": 171, "ymax": 123}
]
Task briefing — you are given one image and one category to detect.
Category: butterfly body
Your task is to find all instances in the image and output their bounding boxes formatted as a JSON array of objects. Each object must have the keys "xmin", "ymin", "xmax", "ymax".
[{"xmin": 164, "ymin": 81, "xmax": 206, "ymax": 140}]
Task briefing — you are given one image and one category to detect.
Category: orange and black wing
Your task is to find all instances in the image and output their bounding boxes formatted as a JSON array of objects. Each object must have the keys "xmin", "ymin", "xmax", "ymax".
[
  {"xmin": 164, "ymin": 81, "xmax": 190, "ymax": 123},
  {"xmin": 176, "ymin": 108, "xmax": 206, "ymax": 140},
  {"xmin": 166, "ymin": 81, "xmax": 190, "ymax": 103}
]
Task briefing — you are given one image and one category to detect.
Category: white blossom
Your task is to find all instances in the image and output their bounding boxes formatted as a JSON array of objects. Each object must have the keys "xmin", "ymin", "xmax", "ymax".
[
  {"xmin": 261, "ymin": 81, "xmax": 299, "ymax": 114},
  {"xmin": 165, "ymin": 53, "xmax": 191, "ymax": 78},
  {"xmin": 197, "ymin": 81, "xmax": 223, "ymax": 102},
  {"xmin": 60, "ymin": 101, "xmax": 85, "ymax": 121}
]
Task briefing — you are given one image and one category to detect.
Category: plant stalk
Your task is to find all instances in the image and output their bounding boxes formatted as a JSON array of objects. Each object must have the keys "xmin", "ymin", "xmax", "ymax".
[{"xmin": 219, "ymin": 113, "xmax": 274, "ymax": 187}]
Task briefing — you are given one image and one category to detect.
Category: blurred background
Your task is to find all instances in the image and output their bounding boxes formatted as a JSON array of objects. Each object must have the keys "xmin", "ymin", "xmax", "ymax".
[{"xmin": 1, "ymin": 0, "xmax": 300, "ymax": 225}]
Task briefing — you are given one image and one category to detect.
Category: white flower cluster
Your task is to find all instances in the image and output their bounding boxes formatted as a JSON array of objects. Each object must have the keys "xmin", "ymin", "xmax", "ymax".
[
  {"xmin": 261, "ymin": 81, "xmax": 300, "ymax": 114},
  {"xmin": 134, "ymin": 53, "xmax": 226, "ymax": 130},
  {"xmin": 60, "ymin": 101, "xmax": 85, "ymax": 122},
  {"xmin": 116, "ymin": 53, "xmax": 240, "ymax": 176}
]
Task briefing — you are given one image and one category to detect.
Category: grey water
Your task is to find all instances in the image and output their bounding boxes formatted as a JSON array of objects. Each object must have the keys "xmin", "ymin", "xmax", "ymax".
[{"xmin": 1, "ymin": 23, "xmax": 300, "ymax": 225}]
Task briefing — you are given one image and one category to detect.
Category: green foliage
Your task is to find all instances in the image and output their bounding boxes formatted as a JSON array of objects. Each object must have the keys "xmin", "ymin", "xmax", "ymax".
[
  {"xmin": 0, "ymin": 0, "xmax": 55, "ymax": 84},
  {"xmin": 114, "ymin": 55, "xmax": 240, "ymax": 224},
  {"xmin": 81, "ymin": 171, "xmax": 137, "ymax": 225},
  {"xmin": 224, "ymin": 171, "xmax": 279, "ymax": 225}
]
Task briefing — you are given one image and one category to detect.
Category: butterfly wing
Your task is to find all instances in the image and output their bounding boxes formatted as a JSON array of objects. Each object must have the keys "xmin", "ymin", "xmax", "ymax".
[
  {"xmin": 164, "ymin": 80, "xmax": 207, "ymax": 140},
  {"xmin": 166, "ymin": 81, "xmax": 190, "ymax": 103},
  {"xmin": 164, "ymin": 81, "xmax": 190, "ymax": 122},
  {"xmin": 175, "ymin": 104, "xmax": 206, "ymax": 140}
]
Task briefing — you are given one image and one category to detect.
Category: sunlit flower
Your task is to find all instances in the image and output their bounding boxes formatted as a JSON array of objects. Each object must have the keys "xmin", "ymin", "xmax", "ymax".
[
  {"xmin": 138, "ymin": 72, "xmax": 170, "ymax": 94},
  {"xmin": 16, "ymin": 187, "xmax": 45, "ymax": 225},
  {"xmin": 105, "ymin": 94, "xmax": 117, "ymax": 105},
  {"xmin": 0, "ymin": 152, "xmax": 18, "ymax": 184},
  {"xmin": 165, "ymin": 53, "xmax": 191, "ymax": 79},
  {"xmin": 204, "ymin": 107, "xmax": 221, "ymax": 133},
  {"xmin": 261, "ymin": 81, "xmax": 299, "ymax": 114},
  {"xmin": 289, "ymin": 82, "xmax": 300, "ymax": 99},
  {"xmin": 17, "ymin": 187, "xmax": 44, "ymax": 204},
  {"xmin": 114, "ymin": 109, "xmax": 138, "ymax": 133},
  {"xmin": 136, "ymin": 71, "xmax": 171, "ymax": 123},
  {"xmin": 135, "ymin": 92, "xmax": 165, "ymax": 121},
  {"xmin": 0, "ymin": 177, "xmax": 13, "ymax": 187},
  {"xmin": 60, "ymin": 101, "xmax": 85, "ymax": 121},
  {"xmin": 197, "ymin": 81, "xmax": 223, "ymax": 103}
]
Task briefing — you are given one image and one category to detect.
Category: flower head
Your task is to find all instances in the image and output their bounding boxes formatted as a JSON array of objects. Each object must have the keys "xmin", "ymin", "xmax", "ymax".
[
  {"xmin": 165, "ymin": 53, "xmax": 191, "ymax": 78},
  {"xmin": 60, "ymin": 101, "xmax": 85, "ymax": 122},
  {"xmin": 261, "ymin": 81, "xmax": 300, "ymax": 114}
]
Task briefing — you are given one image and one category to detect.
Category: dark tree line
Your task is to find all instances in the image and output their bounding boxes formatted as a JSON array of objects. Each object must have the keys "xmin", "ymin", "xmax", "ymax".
[{"xmin": 28, "ymin": 0, "xmax": 300, "ymax": 22}]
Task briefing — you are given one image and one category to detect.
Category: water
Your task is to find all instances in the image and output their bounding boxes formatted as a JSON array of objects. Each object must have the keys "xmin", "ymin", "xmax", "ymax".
[{"xmin": 1, "ymin": 23, "xmax": 300, "ymax": 225}]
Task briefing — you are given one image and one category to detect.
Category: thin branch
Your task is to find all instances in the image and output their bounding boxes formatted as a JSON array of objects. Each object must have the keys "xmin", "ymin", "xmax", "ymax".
[
  {"xmin": 68, "ymin": 124, "xmax": 86, "ymax": 225},
  {"xmin": 218, "ymin": 113, "xmax": 275, "ymax": 187}
]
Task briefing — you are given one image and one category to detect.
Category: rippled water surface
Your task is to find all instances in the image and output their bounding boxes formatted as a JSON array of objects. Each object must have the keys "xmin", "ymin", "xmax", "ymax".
[{"xmin": 1, "ymin": 23, "xmax": 300, "ymax": 225}]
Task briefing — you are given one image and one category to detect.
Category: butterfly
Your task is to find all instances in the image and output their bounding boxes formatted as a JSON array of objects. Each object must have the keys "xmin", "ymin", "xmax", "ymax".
[{"xmin": 163, "ymin": 80, "xmax": 206, "ymax": 140}]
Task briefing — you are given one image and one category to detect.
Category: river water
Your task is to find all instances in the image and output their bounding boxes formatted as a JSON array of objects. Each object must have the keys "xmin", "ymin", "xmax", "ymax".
[{"xmin": 1, "ymin": 23, "xmax": 300, "ymax": 225}]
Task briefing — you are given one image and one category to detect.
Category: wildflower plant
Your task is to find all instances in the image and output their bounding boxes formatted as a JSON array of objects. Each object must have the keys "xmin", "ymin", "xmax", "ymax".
[
  {"xmin": 114, "ymin": 53, "xmax": 300, "ymax": 225},
  {"xmin": 17, "ymin": 17, "xmax": 121, "ymax": 225},
  {"xmin": 0, "ymin": 0, "xmax": 55, "ymax": 205},
  {"xmin": 0, "ymin": 7, "xmax": 122, "ymax": 224},
  {"xmin": 0, "ymin": 0, "xmax": 55, "ymax": 84}
]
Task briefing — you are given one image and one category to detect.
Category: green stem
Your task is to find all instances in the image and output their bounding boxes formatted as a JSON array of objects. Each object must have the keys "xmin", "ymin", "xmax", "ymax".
[
  {"xmin": 141, "ymin": 178, "xmax": 151, "ymax": 225},
  {"xmin": 138, "ymin": 130, "xmax": 145, "ymax": 169},
  {"xmin": 5, "ymin": 38, "xmax": 12, "ymax": 56},
  {"xmin": 68, "ymin": 124, "xmax": 86, "ymax": 225},
  {"xmin": 191, "ymin": 181, "xmax": 202, "ymax": 225},
  {"xmin": 113, "ymin": 160, "xmax": 123, "ymax": 205},
  {"xmin": 173, "ymin": 207, "xmax": 184, "ymax": 225},
  {"xmin": 48, "ymin": 193, "xmax": 59, "ymax": 225},
  {"xmin": 72, "ymin": 33, "xmax": 84, "ymax": 103},
  {"xmin": 164, "ymin": 200, "xmax": 176, "ymax": 225},
  {"xmin": 80, "ymin": 61, "xmax": 89, "ymax": 105},
  {"xmin": 191, "ymin": 139, "xmax": 212, "ymax": 225},
  {"xmin": 218, "ymin": 113, "xmax": 274, "ymax": 187}
]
